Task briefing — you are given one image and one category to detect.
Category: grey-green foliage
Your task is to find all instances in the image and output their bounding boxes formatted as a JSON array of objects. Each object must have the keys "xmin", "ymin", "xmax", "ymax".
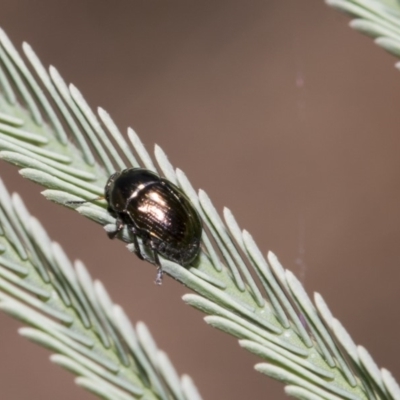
[
  {"xmin": 0, "ymin": 178, "xmax": 203, "ymax": 400},
  {"xmin": 0, "ymin": 13, "xmax": 398, "ymax": 400},
  {"xmin": 326, "ymin": 0, "xmax": 400, "ymax": 69}
]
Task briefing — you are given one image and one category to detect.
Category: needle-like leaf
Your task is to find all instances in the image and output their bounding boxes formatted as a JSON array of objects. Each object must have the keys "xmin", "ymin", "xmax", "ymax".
[
  {"xmin": 0, "ymin": 20, "xmax": 398, "ymax": 400},
  {"xmin": 0, "ymin": 178, "xmax": 203, "ymax": 399},
  {"xmin": 326, "ymin": 0, "xmax": 400, "ymax": 69}
]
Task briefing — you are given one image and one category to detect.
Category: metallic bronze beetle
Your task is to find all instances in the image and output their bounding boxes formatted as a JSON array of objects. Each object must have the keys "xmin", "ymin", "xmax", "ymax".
[{"xmin": 105, "ymin": 168, "xmax": 202, "ymax": 284}]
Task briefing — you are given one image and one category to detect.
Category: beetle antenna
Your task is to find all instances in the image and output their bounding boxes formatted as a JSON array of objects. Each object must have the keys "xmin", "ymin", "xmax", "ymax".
[{"xmin": 66, "ymin": 196, "xmax": 104, "ymax": 205}]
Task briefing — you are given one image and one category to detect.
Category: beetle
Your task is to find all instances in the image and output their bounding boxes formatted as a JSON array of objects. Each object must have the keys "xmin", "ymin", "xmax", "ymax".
[{"xmin": 103, "ymin": 168, "xmax": 202, "ymax": 284}]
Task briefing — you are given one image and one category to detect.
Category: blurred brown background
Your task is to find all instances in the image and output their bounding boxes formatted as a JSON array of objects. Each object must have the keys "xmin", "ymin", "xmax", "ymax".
[{"xmin": 0, "ymin": 1, "xmax": 400, "ymax": 399}]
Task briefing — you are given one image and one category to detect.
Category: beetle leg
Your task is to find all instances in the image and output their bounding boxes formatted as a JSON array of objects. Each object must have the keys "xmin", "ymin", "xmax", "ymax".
[
  {"xmin": 107, "ymin": 217, "xmax": 124, "ymax": 239},
  {"xmin": 119, "ymin": 208, "xmax": 164, "ymax": 284},
  {"xmin": 131, "ymin": 233, "xmax": 145, "ymax": 260},
  {"xmin": 148, "ymin": 241, "xmax": 163, "ymax": 285},
  {"xmin": 121, "ymin": 210, "xmax": 147, "ymax": 261},
  {"xmin": 153, "ymin": 252, "xmax": 163, "ymax": 285}
]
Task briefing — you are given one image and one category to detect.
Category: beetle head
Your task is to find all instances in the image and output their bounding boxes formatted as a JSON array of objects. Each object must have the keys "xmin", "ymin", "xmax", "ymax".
[{"xmin": 104, "ymin": 171, "xmax": 121, "ymax": 206}]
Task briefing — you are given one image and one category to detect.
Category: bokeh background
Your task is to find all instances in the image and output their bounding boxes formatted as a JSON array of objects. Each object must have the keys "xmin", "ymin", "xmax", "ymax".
[{"xmin": 0, "ymin": 1, "xmax": 399, "ymax": 399}]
